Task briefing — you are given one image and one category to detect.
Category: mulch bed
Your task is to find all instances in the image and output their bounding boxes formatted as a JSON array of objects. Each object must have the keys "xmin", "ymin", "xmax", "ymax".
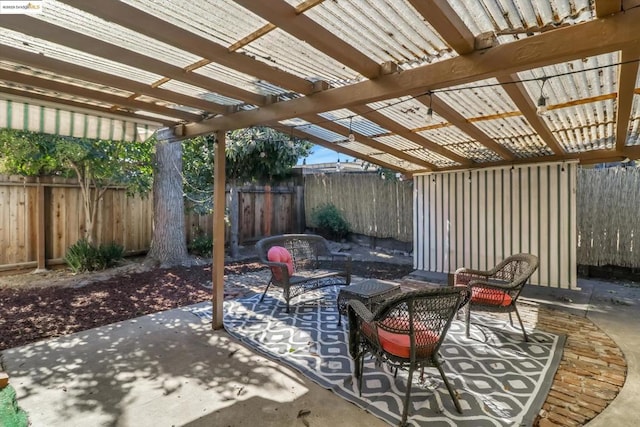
[{"xmin": 0, "ymin": 260, "xmax": 413, "ymax": 351}]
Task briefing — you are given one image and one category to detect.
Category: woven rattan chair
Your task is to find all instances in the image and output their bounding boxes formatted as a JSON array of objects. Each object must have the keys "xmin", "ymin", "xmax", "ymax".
[
  {"xmin": 454, "ymin": 253, "xmax": 539, "ymax": 341},
  {"xmin": 347, "ymin": 287, "xmax": 468, "ymax": 426}
]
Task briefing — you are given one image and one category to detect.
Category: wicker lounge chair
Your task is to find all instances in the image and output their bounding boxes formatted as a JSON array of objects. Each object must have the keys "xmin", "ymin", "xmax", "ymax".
[
  {"xmin": 347, "ymin": 287, "xmax": 469, "ymax": 426},
  {"xmin": 454, "ymin": 253, "xmax": 539, "ymax": 341},
  {"xmin": 256, "ymin": 234, "xmax": 351, "ymax": 312}
]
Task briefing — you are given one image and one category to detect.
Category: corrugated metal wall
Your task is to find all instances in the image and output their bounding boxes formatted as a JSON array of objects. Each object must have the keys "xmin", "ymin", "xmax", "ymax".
[{"xmin": 413, "ymin": 162, "xmax": 577, "ymax": 288}]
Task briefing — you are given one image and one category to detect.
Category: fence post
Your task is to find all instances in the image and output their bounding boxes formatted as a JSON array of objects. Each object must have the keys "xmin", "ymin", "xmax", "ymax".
[
  {"xmin": 295, "ymin": 185, "xmax": 305, "ymax": 233},
  {"xmin": 35, "ymin": 178, "xmax": 47, "ymax": 272},
  {"xmin": 264, "ymin": 184, "xmax": 272, "ymax": 236}
]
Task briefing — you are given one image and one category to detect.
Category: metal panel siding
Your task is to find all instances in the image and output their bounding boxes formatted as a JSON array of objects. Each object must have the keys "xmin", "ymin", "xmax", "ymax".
[{"xmin": 413, "ymin": 162, "xmax": 577, "ymax": 288}]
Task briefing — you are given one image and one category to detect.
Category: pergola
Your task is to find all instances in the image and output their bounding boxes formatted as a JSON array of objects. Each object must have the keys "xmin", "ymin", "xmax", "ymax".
[{"xmin": 1, "ymin": 0, "xmax": 639, "ymax": 327}]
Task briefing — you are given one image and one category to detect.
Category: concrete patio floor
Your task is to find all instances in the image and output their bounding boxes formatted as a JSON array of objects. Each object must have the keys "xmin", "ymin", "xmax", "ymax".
[{"xmin": 1, "ymin": 276, "xmax": 639, "ymax": 427}]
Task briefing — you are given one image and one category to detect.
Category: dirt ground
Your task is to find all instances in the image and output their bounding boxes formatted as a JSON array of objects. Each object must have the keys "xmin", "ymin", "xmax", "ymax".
[{"xmin": 0, "ymin": 245, "xmax": 414, "ymax": 351}]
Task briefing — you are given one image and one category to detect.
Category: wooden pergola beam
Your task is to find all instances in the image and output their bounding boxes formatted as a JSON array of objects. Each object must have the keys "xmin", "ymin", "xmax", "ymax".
[
  {"xmin": 1, "ymin": 16, "xmax": 266, "ymax": 107},
  {"xmin": 615, "ymin": 48, "xmax": 640, "ymax": 151},
  {"xmin": 183, "ymin": 7, "xmax": 640, "ymax": 137},
  {"xmin": 232, "ymin": 0, "xmax": 381, "ymax": 79},
  {"xmin": 2, "ymin": 46, "xmax": 227, "ymax": 115},
  {"xmin": 349, "ymin": 104, "xmax": 471, "ymax": 165},
  {"xmin": 59, "ymin": 0, "xmax": 315, "ymax": 96},
  {"xmin": 0, "ymin": 69, "xmax": 201, "ymax": 122},
  {"xmin": 595, "ymin": 0, "xmax": 622, "ymax": 17},
  {"xmin": 498, "ymin": 75, "xmax": 564, "ymax": 155},
  {"xmin": 437, "ymin": 148, "xmax": 630, "ymax": 171},
  {"xmin": 407, "ymin": 0, "xmax": 475, "ymax": 54},
  {"xmin": 300, "ymin": 114, "xmax": 436, "ymax": 170}
]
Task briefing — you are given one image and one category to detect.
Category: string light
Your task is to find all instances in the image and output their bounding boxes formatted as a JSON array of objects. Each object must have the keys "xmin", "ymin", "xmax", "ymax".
[
  {"xmin": 272, "ymin": 58, "xmax": 640, "ymax": 135},
  {"xmin": 426, "ymin": 91, "xmax": 434, "ymax": 123},
  {"xmin": 347, "ymin": 116, "xmax": 355, "ymax": 142},
  {"xmin": 536, "ymin": 77, "xmax": 549, "ymax": 116}
]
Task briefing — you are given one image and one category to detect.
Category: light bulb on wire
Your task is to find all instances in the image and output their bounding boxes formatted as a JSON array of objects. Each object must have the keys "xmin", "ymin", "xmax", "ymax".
[
  {"xmin": 426, "ymin": 91, "xmax": 434, "ymax": 123},
  {"xmin": 536, "ymin": 77, "xmax": 549, "ymax": 116},
  {"xmin": 348, "ymin": 116, "xmax": 355, "ymax": 142}
]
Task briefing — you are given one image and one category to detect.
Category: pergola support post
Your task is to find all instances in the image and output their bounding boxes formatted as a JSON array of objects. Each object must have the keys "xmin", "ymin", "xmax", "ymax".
[{"xmin": 212, "ymin": 130, "xmax": 226, "ymax": 329}]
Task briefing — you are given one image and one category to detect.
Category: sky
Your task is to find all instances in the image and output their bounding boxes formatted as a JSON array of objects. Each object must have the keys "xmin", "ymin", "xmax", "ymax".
[{"xmin": 297, "ymin": 144, "xmax": 355, "ymax": 165}]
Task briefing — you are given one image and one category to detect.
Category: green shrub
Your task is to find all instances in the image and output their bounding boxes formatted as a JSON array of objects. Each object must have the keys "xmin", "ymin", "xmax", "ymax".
[
  {"xmin": 310, "ymin": 203, "xmax": 350, "ymax": 240},
  {"xmin": 188, "ymin": 233, "xmax": 213, "ymax": 257},
  {"xmin": 99, "ymin": 242, "xmax": 125, "ymax": 268},
  {"xmin": 65, "ymin": 239, "xmax": 124, "ymax": 272}
]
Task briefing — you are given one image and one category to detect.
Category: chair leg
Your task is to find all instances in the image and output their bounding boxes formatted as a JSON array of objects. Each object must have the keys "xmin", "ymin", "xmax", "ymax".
[
  {"xmin": 259, "ymin": 279, "xmax": 272, "ymax": 303},
  {"xmin": 435, "ymin": 358, "xmax": 462, "ymax": 414},
  {"xmin": 513, "ymin": 306, "xmax": 529, "ymax": 342},
  {"xmin": 465, "ymin": 303, "xmax": 471, "ymax": 338},
  {"xmin": 357, "ymin": 352, "xmax": 365, "ymax": 397},
  {"xmin": 284, "ymin": 288, "xmax": 290, "ymax": 313},
  {"xmin": 400, "ymin": 364, "xmax": 415, "ymax": 426}
]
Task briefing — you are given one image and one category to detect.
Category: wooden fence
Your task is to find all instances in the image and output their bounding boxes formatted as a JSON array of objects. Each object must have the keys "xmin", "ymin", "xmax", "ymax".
[
  {"xmin": 304, "ymin": 173, "xmax": 413, "ymax": 242},
  {"xmin": 4, "ymin": 167, "xmax": 640, "ymax": 271},
  {"xmin": 185, "ymin": 184, "xmax": 304, "ymax": 245},
  {"xmin": 0, "ymin": 175, "xmax": 153, "ymax": 270},
  {"xmin": 0, "ymin": 176, "xmax": 303, "ymax": 270}
]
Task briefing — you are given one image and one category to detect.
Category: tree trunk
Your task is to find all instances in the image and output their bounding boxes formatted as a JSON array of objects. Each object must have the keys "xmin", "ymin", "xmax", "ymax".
[
  {"xmin": 146, "ymin": 138, "xmax": 190, "ymax": 267},
  {"xmin": 229, "ymin": 183, "xmax": 239, "ymax": 257}
]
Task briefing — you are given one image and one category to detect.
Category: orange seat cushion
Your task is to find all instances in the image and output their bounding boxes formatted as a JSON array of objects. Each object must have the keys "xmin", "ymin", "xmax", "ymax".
[
  {"xmin": 267, "ymin": 246, "xmax": 294, "ymax": 281},
  {"xmin": 362, "ymin": 318, "xmax": 439, "ymax": 359},
  {"xmin": 471, "ymin": 287, "xmax": 512, "ymax": 307}
]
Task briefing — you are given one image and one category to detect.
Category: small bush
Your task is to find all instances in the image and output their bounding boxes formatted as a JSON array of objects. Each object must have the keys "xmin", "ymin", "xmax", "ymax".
[
  {"xmin": 188, "ymin": 234, "xmax": 213, "ymax": 257},
  {"xmin": 310, "ymin": 203, "xmax": 350, "ymax": 240},
  {"xmin": 99, "ymin": 242, "xmax": 125, "ymax": 268},
  {"xmin": 65, "ymin": 239, "xmax": 124, "ymax": 273}
]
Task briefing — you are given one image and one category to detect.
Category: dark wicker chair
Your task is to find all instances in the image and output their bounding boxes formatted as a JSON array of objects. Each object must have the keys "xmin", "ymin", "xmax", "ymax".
[
  {"xmin": 256, "ymin": 234, "xmax": 351, "ymax": 312},
  {"xmin": 347, "ymin": 287, "xmax": 468, "ymax": 426},
  {"xmin": 454, "ymin": 253, "xmax": 539, "ymax": 341}
]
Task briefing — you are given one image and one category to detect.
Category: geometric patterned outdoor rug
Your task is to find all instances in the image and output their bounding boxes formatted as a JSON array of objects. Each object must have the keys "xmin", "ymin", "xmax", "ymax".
[{"xmin": 192, "ymin": 286, "xmax": 565, "ymax": 427}]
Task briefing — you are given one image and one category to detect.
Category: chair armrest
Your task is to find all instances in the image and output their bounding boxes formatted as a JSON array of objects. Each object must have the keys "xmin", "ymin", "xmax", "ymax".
[
  {"xmin": 347, "ymin": 299, "xmax": 374, "ymax": 323},
  {"xmin": 454, "ymin": 268, "xmax": 490, "ymax": 287},
  {"xmin": 454, "ymin": 266, "xmax": 491, "ymax": 277},
  {"xmin": 468, "ymin": 278, "xmax": 514, "ymax": 290},
  {"xmin": 261, "ymin": 261, "xmax": 291, "ymax": 281}
]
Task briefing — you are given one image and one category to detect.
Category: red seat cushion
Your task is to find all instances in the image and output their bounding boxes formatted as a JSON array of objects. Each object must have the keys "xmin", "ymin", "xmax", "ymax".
[
  {"xmin": 362, "ymin": 318, "xmax": 440, "ymax": 359},
  {"xmin": 267, "ymin": 246, "xmax": 294, "ymax": 281},
  {"xmin": 471, "ymin": 287, "xmax": 512, "ymax": 307}
]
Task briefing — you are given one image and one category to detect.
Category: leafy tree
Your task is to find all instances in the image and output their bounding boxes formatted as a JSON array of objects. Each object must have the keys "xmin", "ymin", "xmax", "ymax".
[
  {"xmin": 182, "ymin": 127, "xmax": 312, "ymax": 255},
  {"xmin": 0, "ymin": 129, "xmax": 62, "ymax": 175},
  {"xmin": 0, "ymin": 129, "xmax": 153, "ymax": 245}
]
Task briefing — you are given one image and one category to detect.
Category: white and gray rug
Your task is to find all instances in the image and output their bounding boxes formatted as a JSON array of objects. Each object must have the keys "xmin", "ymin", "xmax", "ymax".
[{"xmin": 192, "ymin": 287, "xmax": 565, "ymax": 427}]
